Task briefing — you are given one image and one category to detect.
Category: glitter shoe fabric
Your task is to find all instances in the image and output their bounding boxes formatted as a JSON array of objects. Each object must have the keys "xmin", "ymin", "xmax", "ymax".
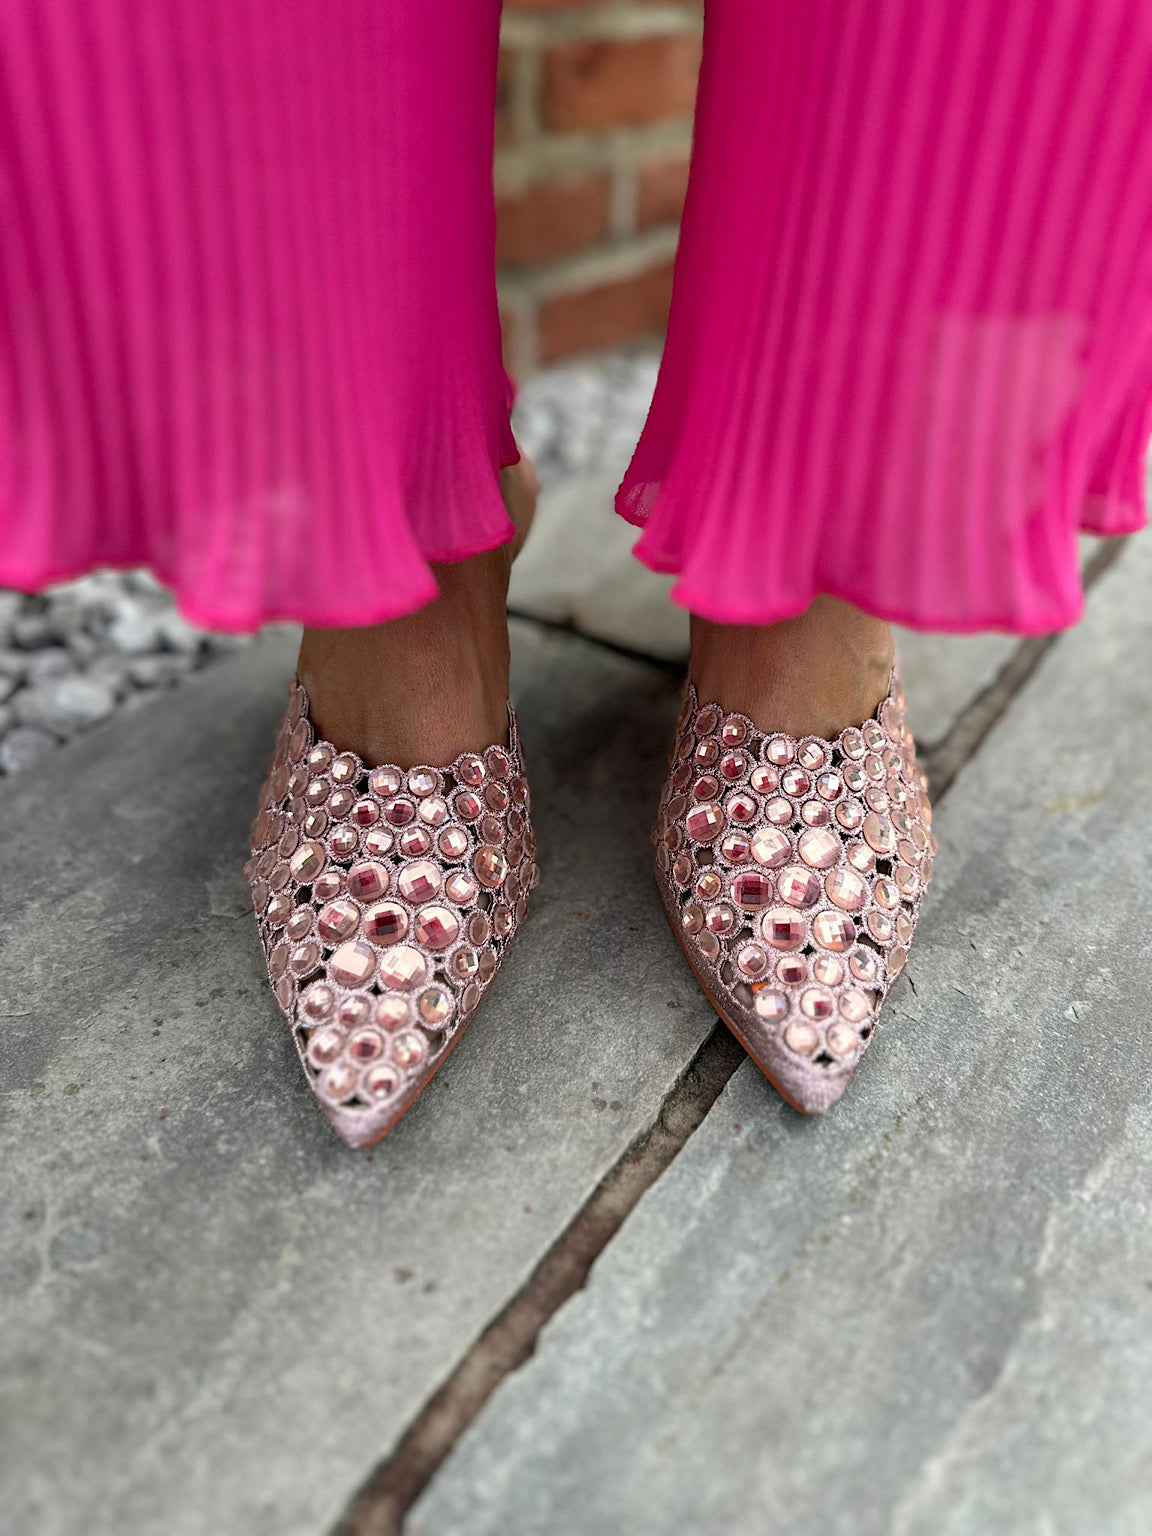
[
  {"xmin": 246, "ymin": 680, "xmax": 539, "ymax": 1147},
  {"xmin": 654, "ymin": 672, "xmax": 934, "ymax": 1114}
]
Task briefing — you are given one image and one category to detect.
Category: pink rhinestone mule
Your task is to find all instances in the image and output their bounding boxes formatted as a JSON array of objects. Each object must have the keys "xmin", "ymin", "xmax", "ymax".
[
  {"xmin": 654, "ymin": 672, "xmax": 934, "ymax": 1114},
  {"xmin": 246, "ymin": 680, "xmax": 539, "ymax": 1148}
]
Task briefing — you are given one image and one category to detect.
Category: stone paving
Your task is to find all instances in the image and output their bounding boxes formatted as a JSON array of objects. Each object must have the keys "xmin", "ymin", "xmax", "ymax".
[{"xmin": 1, "ymin": 359, "xmax": 1148, "ymax": 1534}]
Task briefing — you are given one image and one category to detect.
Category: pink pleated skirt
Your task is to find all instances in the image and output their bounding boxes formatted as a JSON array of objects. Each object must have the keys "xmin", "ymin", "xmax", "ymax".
[{"xmin": 1, "ymin": 1, "xmax": 1150, "ymax": 636}]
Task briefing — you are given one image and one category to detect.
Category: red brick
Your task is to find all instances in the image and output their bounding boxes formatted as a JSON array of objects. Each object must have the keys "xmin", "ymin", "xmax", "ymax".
[
  {"xmin": 497, "ymin": 174, "xmax": 612, "ymax": 269},
  {"xmin": 496, "ymin": 48, "xmax": 517, "ymax": 146},
  {"xmin": 538, "ymin": 260, "xmax": 675, "ymax": 361},
  {"xmin": 636, "ymin": 155, "xmax": 691, "ymax": 230},
  {"xmin": 541, "ymin": 34, "xmax": 701, "ymax": 131}
]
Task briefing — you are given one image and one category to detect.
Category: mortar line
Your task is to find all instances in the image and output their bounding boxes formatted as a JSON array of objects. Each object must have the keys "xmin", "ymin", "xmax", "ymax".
[{"xmin": 338, "ymin": 532, "xmax": 1132, "ymax": 1536}]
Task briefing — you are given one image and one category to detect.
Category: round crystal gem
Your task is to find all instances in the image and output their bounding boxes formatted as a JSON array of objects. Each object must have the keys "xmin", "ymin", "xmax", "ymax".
[
  {"xmin": 290, "ymin": 841, "xmax": 327, "ymax": 883},
  {"xmin": 705, "ymin": 904, "xmax": 735, "ymax": 934},
  {"xmin": 455, "ymin": 791, "xmax": 482, "ymax": 822},
  {"xmin": 363, "ymin": 1063, "xmax": 401, "ymax": 1101},
  {"xmin": 750, "ymin": 764, "xmax": 779, "ymax": 794},
  {"xmin": 765, "ymin": 798, "xmax": 793, "ymax": 827},
  {"xmin": 784, "ymin": 1021, "xmax": 820, "ymax": 1055},
  {"xmin": 761, "ymin": 908, "xmax": 807, "ymax": 950},
  {"xmin": 362, "ymin": 901, "xmax": 408, "ymax": 946},
  {"xmin": 446, "ymin": 871, "xmax": 479, "ymax": 905},
  {"xmin": 826, "ymin": 1022, "xmax": 858, "ymax": 1057},
  {"xmin": 750, "ymin": 827, "xmax": 791, "ymax": 868},
  {"xmin": 732, "ymin": 871, "xmax": 775, "ymax": 911},
  {"xmin": 378, "ymin": 945, "xmax": 428, "ymax": 991},
  {"xmin": 438, "ymin": 826, "xmax": 469, "ymax": 861},
  {"xmin": 474, "ymin": 846, "xmax": 508, "ymax": 889},
  {"xmin": 392, "ymin": 1029, "xmax": 428, "ymax": 1068},
  {"xmin": 347, "ymin": 862, "xmax": 389, "ymax": 902},
  {"xmin": 457, "ymin": 755, "xmax": 485, "ymax": 787},
  {"xmin": 418, "ymin": 986, "xmax": 454, "ymax": 1028},
  {"xmin": 415, "ymin": 905, "xmax": 460, "ymax": 950},
  {"xmin": 797, "ymin": 827, "xmax": 840, "ymax": 869},
  {"xmin": 840, "ymin": 990, "xmax": 871, "ymax": 1023},
  {"xmin": 695, "ymin": 870, "xmax": 722, "ymax": 901},
  {"xmin": 686, "ymin": 802, "xmax": 724, "ymax": 842},
  {"xmin": 399, "ymin": 826, "xmax": 433, "ymax": 858},
  {"xmin": 781, "ymin": 768, "xmax": 810, "ymax": 798},
  {"xmin": 777, "ymin": 866, "xmax": 821, "ymax": 908},
  {"xmin": 376, "ymin": 995, "xmax": 410, "ymax": 1030},
  {"xmin": 329, "ymin": 940, "xmax": 376, "ymax": 988},
  {"xmin": 826, "ymin": 868, "xmax": 867, "ymax": 911},
  {"xmin": 398, "ymin": 860, "xmax": 441, "ymax": 902},
  {"xmin": 721, "ymin": 718, "xmax": 748, "ymax": 747},
  {"xmin": 737, "ymin": 943, "xmax": 769, "ymax": 978},
  {"xmin": 813, "ymin": 955, "xmax": 844, "ymax": 987},
  {"xmin": 306, "ymin": 1025, "xmax": 343, "ymax": 1066},
  {"xmin": 720, "ymin": 831, "xmax": 751, "ymax": 863},
  {"xmin": 348, "ymin": 1028, "xmax": 385, "ymax": 1063},
  {"xmin": 755, "ymin": 989, "xmax": 789, "ymax": 1023},
  {"xmin": 765, "ymin": 736, "xmax": 794, "ymax": 766},
  {"xmin": 318, "ymin": 900, "xmax": 359, "ymax": 944},
  {"xmin": 863, "ymin": 812, "xmax": 896, "ymax": 855},
  {"xmin": 812, "ymin": 910, "xmax": 856, "ymax": 952},
  {"xmin": 681, "ymin": 903, "xmax": 705, "ymax": 935},
  {"xmin": 369, "ymin": 767, "xmax": 401, "ymax": 798},
  {"xmin": 777, "ymin": 955, "xmax": 807, "ymax": 986},
  {"xmin": 800, "ymin": 988, "xmax": 833, "ymax": 1021},
  {"xmin": 302, "ymin": 984, "xmax": 334, "ymax": 1021}
]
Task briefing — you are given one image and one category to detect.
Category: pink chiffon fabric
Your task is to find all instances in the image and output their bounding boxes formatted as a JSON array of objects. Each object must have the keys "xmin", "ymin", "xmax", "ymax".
[{"xmin": 1, "ymin": 1, "xmax": 1150, "ymax": 637}]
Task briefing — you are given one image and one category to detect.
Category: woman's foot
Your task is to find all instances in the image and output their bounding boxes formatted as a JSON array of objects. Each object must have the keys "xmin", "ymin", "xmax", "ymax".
[
  {"xmin": 690, "ymin": 596, "xmax": 894, "ymax": 741},
  {"xmin": 296, "ymin": 455, "xmax": 538, "ymax": 769}
]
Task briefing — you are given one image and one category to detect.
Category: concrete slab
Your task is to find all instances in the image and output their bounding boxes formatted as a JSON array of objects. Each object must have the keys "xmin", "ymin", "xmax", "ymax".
[
  {"xmin": 411, "ymin": 531, "xmax": 1152, "ymax": 1536},
  {"xmin": 0, "ymin": 622, "xmax": 717, "ymax": 1536}
]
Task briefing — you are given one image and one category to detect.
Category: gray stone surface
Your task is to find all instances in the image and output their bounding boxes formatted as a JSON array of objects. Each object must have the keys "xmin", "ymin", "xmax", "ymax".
[
  {"xmin": 411, "ymin": 531, "xmax": 1152, "ymax": 1536},
  {"xmin": 0, "ymin": 622, "xmax": 717, "ymax": 1536}
]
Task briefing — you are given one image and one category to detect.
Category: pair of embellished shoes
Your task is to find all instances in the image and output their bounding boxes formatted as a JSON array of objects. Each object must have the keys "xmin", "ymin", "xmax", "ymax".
[{"xmin": 246, "ymin": 669, "xmax": 933, "ymax": 1146}]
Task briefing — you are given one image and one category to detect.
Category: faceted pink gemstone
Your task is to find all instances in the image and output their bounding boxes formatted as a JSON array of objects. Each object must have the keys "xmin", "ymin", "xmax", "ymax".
[
  {"xmin": 451, "ymin": 947, "xmax": 480, "ymax": 980},
  {"xmin": 369, "ymin": 767, "xmax": 401, "ymax": 798},
  {"xmin": 350, "ymin": 798, "xmax": 379, "ymax": 828},
  {"xmin": 307, "ymin": 743, "xmax": 334, "ymax": 772},
  {"xmin": 363, "ymin": 1063, "xmax": 401, "ymax": 1101},
  {"xmin": 720, "ymin": 832, "xmax": 752, "ymax": 864},
  {"xmin": 705, "ymin": 904, "xmax": 735, "ymax": 934},
  {"xmin": 348, "ymin": 1027, "xmax": 385, "ymax": 1063},
  {"xmin": 479, "ymin": 814, "xmax": 505, "ymax": 846},
  {"xmin": 685, "ymin": 801, "xmax": 724, "ymax": 842},
  {"xmin": 800, "ymin": 988, "xmax": 834, "ymax": 1021},
  {"xmin": 863, "ymin": 721, "xmax": 885, "ymax": 752},
  {"xmin": 750, "ymin": 764, "xmax": 779, "ymax": 794},
  {"xmin": 895, "ymin": 861, "xmax": 919, "ymax": 896},
  {"xmin": 681, "ymin": 903, "xmax": 705, "ymax": 935},
  {"xmin": 486, "ymin": 747, "xmax": 512, "ymax": 779},
  {"xmin": 484, "ymin": 782, "xmax": 510, "ymax": 815},
  {"xmin": 825, "ymin": 867, "xmax": 867, "ymax": 911},
  {"xmin": 391, "ymin": 1029, "xmax": 428, "ymax": 1067},
  {"xmin": 456, "ymin": 755, "xmax": 485, "ymax": 787},
  {"xmin": 278, "ymin": 826, "xmax": 301, "ymax": 859},
  {"xmin": 860, "ymin": 811, "xmax": 897, "ymax": 860},
  {"xmin": 306, "ymin": 1026, "xmax": 344, "ymax": 1067},
  {"xmin": 865, "ymin": 910, "xmax": 895, "ymax": 945},
  {"xmin": 414, "ymin": 904, "xmax": 460, "ymax": 950},
  {"xmin": 812, "ymin": 909, "xmax": 856, "ymax": 952},
  {"xmin": 695, "ymin": 705, "xmax": 721, "ymax": 737},
  {"xmin": 694, "ymin": 738, "xmax": 719, "ymax": 768},
  {"xmin": 473, "ymin": 846, "xmax": 508, "ymax": 890},
  {"xmin": 761, "ymin": 908, "xmax": 807, "ymax": 950},
  {"xmin": 419, "ymin": 985, "xmax": 454, "ymax": 1028},
  {"xmin": 303, "ymin": 810, "xmax": 328, "ymax": 839},
  {"xmin": 408, "ymin": 769, "xmax": 439, "ymax": 798},
  {"xmin": 268, "ymin": 863, "xmax": 292, "ymax": 893},
  {"xmin": 302, "ymin": 983, "xmax": 334, "ymax": 1021},
  {"xmin": 697, "ymin": 929, "xmax": 720, "ymax": 961},
  {"xmin": 721, "ymin": 718, "xmax": 748, "ymax": 747},
  {"xmin": 462, "ymin": 982, "xmax": 482, "ymax": 1014},
  {"xmin": 362, "ymin": 901, "xmax": 408, "ymax": 946},
  {"xmin": 737, "ymin": 943, "xmax": 769, "ymax": 978},
  {"xmin": 865, "ymin": 753, "xmax": 885, "ymax": 783},
  {"xmin": 750, "ymin": 827, "xmax": 790, "ymax": 868},
  {"xmin": 765, "ymin": 736, "xmax": 794, "ymax": 766},
  {"xmin": 398, "ymin": 860, "xmax": 441, "ymax": 902},
  {"xmin": 289, "ymin": 720, "xmax": 312, "ymax": 759},
  {"xmin": 672, "ymin": 854, "xmax": 694, "ymax": 886},
  {"xmin": 330, "ymin": 753, "xmax": 359, "ymax": 784},
  {"xmin": 312, "ymin": 872, "xmax": 343, "ymax": 903},
  {"xmin": 765, "ymin": 798, "xmax": 794, "ymax": 827},
  {"xmin": 732, "ymin": 871, "xmax": 775, "ymax": 911},
  {"xmin": 305, "ymin": 780, "xmax": 330, "ymax": 808},
  {"xmin": 375, "ymin": 995, "xmax": 410, "ymax": 1030},
  {"xmin": 385, "ymin": 799, "xmax": 417, "ymax": 828},
  {"xmin": 377, "ymin": 945, "xmax": 428, "ymax": 992},
  {"xmin": 693, "ymin": 774, "xmax": 720, "ymax": 802},
  {"xmin": 755, "ymin": 989, "xmax": 788, "ymax": 1023},
  {"xmin": 719, "ymin": 751, "xmax": 747, "ymax": 782},
  {"xmin": 285, "ymin": 909, "xmax": 313, "ymax": 942},
  {"xmin": 781, "ymin": 768, "xmax": 810, "ymax": 798},
  {"xmin": 813, "ymin": 954, "xmax": 844, "ymax": 987},
  {"xmin": 776, "ymin": 955, "xmax": 807, "ymax": 986},
  {"xmin": 817, "ymin": 772, "xmax": 843, "ymax": 801},
  {"xmin": 844, "ymin": 762, "xmax": 866, "ymax": 793},
  {"xmin": 896, "ymin": 911, "xmax": 914, "ymax": 946},
  {"xmin": 328, "ymin": 825, "xmax": 359, "ymax": 859},
  {"xmin": 798, "ymin": 741, "xmax": 826, "ymax": 771},
  {"xmin": 438, "ymin": 827, "xmax": 470, "ymax": 861},
  {"xmin": 797, "ymin": 827, "xmax": 840, "ymax": 869},
  {"xmin": 695, "ymin": 870, "xmax": 723, "ymax": 901},
  {"xmin": 468, "ymin": 911, "xmax": 491, "ymax": 946},
  {"xmin": 839, "ymin": 989, "xmax": 871, "ymax": 1023},
  {"xmin": 290, "ymin": 841, "xmax": 327, "ymax": 883},
  {"xmin": 329, "ymin": 940, "xmax": 376, "ymax": 988},
  {"xmin": 250, "ymin": 879, "xmax": 270, "ymax": 915},
  {"xmin": 777, "ymin": 866, "xmax": 821, "ymax": 908},
  {"xmin": 801, "ymin": 800, "xmax": 830, "ymax": 827},
  {"xmin": 477, "ymin": 948, "xmax": 497, "ymax": 983},
  {"xmin": 328, "ymin": 788, "xmax": 355, "ymax": 820},
  {"xmin": 399, "ymin": 826, "xmax": 433, "ymax": 858},
  {"xmin": 837, "ymin": 799, "xmax": 864, "ymax": 831},
  {"xmin": 888, "ymin": 946, "xmax": 908, "ymax": 978},
  {"xmin": 826, "ymin": 1022, "xmax": 858, "ymax": 1058},
  {"xmin": 347, "ymin": 862, "xmax": 389, "ymax": 902},
  {"xmin": 448, "ymin": 872, "xmax": 480, "ymax": 906},
  {"xmin": 365, "ymin": 829, "xmax": 396, "ymax": 866},
  {"xmin": 726, "ymin": 792, "xmax": 758, "ymax": 825},
  {"xmin": 873, "ymin": 877, "xmax": 899, "ymax": 910},
  {"xmin": 850, "ymin": 949, "xmax": 880, "ymax": 984},
  {"xmin": 338, "ymin": 994, "xmax": 370, "ymax": 1027},
  {"xmin": 865, "ymin": 786, "xmax": 889, "ymax": 814},
  {"xmin": 784, "ymin": 1021, "xmax": 820, "ymax": 1055},
  {"xmin": 848, "ymin": 842, "xmax": 876, "ymax": 874},
  {"xmin": 419, "ymin": 796, "xmax": 450, "ymax": 827},
  {"xmin": 455, "ymin": 791, "xmax": 482, "ymax": 822},
  {"xmin": 289, "ymin": 940, "xmax": 322, "ymax": 976}
]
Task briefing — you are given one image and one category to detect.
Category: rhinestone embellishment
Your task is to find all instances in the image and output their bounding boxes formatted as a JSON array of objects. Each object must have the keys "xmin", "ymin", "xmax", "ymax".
[
  {"xmin": 247, "ymin": 680, "xmax": 539, "ymax": 1146},
  {"xmin": 655, "ymin": 670, "xmax": 933, "ymax": 1107}
]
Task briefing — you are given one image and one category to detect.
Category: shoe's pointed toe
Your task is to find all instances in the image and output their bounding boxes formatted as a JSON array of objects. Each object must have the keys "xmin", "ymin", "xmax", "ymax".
[
  {"xmin": 246, "ymin": 681, "xmax": 539, "ymax": 1148},
  {"xmin": 655, "ymin": 672, "xmax": 933, "ymax": 1114}
]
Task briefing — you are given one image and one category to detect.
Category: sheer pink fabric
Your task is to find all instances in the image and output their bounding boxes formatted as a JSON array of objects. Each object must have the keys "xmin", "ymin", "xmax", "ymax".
[
  {"xmin": 1, "ymin": 0, "xmax": 1149, "ymax": 636},
  {"xmin": 620, "ymin": 0, "xmax": 1152, "ymax": 633}
]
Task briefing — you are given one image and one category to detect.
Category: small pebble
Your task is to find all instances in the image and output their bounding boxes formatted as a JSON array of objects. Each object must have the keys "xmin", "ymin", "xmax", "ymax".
[{"xmin": 0, "ymin": 726, "xmax": 58, "ymax": 775}]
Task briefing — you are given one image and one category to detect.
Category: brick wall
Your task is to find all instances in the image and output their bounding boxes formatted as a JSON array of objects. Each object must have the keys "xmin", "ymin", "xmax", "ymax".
[{"xmin": 497, "ymin": 1, "xmax": 703, "ymax": 375}]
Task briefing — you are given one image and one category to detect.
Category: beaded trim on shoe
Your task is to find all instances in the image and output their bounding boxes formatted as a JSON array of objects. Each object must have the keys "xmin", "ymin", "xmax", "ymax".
[
  {"xmin": 653, "ymin": 670, "xmax": 934, "ymax": 1114},
  {"xmin": 245, "ymin": 679, "xmax": 539, "ymax": 1147}
]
